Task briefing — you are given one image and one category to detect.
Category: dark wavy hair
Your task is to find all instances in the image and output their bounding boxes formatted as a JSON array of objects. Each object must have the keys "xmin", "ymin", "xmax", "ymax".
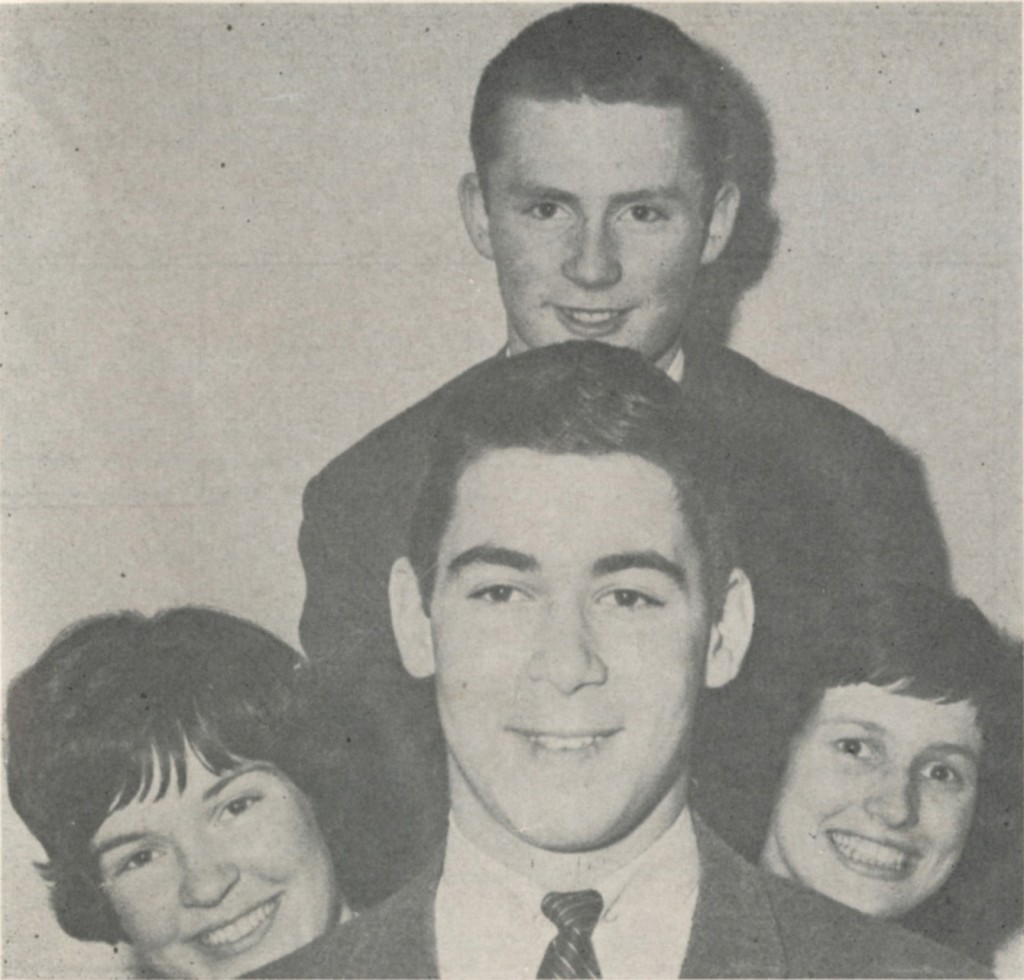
[
  {"xmin": 408, "ymin": 340, "xmax": 737, "ymax": 614},
  {"xmin": 5, "ymin": 607, "xmax": 410, "ymax": 945},
  {"xmin": 750, "ymin": 584, "xmax": 1023, "ymax": 964}
]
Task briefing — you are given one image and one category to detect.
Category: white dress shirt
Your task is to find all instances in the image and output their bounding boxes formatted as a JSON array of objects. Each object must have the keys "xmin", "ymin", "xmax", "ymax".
[{"xmin": 435, "ymin": 809, "xmax": 700, "ymax": 979}]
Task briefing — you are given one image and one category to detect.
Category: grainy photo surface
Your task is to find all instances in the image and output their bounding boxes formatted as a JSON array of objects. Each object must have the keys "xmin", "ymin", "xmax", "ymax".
[{"xmin": 2, "ymin": 4, "xmax": 1021, "ymax": 978}]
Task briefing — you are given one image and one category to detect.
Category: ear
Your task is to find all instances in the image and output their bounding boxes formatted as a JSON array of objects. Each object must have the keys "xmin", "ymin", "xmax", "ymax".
[
  {"xmin": 704, "ymin": 567, "xmax": 755, "ymax": 689},
  {"xmin": 700, "ymin": 181, "xmax": 741, "ymax": 265},
  {"xmin": 388, "ymin": 557, "xmax": 437, "ymax": 679},
  {"xmin": 458, "ymin": 172, "xmax": 495, "ymax": 261}
]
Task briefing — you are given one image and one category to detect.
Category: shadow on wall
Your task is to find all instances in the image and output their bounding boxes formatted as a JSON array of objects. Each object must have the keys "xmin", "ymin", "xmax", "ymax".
[{"xmin": 690, "ymin": 45, "xmax": 779, "ymax": 348}]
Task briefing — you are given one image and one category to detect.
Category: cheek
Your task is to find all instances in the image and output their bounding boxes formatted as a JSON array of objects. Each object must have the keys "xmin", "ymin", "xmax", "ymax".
[
  {"xmin": 108, "ymin": 890, "xmax": 182, "ymax": 948},
  {"xmin": 435, "ymin": 620, "xmax": 526, "ymax": 700},
  {"xmin": 781, "ymin": 748, "xmax": 849, "ymax": 822},
  {"xmin": 241, "ymin": 801, "xmax": 329, "ymax": 881},
  {"xmin": 625, "ymin": 233, "xmax": 704, "ymax": 288},
  {"xmin": 491, "ymin": 226, "xmax": 561, "ymax": 284},
  {"xmin": 926, "ymin": 795, "xmax": 977, "ymax": 859}
]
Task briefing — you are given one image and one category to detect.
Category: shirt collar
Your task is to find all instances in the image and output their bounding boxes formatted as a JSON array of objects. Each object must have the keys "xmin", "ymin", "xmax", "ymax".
[{"xmin": 434, "ymin": 809, "xmax": 699, "ymax": 979}]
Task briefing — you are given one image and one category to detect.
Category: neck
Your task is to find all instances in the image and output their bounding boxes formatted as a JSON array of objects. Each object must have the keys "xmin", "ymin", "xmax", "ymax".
[{"xmin": 448, "ymin": 764, "xmax": 689, "ymax": 891}]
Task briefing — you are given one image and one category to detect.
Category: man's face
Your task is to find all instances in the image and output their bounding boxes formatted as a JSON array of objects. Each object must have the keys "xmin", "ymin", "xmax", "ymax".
[
  {"xmin": 762, "ymin": 683, "xmax": 981, "ymax": 919},
  {"xmin": 460, "ymin": 98, "xmax": 738, "ymax": 366},
  {"xmin": 401, "ymin": 448, "xmax": 741, "ymax": 852}
]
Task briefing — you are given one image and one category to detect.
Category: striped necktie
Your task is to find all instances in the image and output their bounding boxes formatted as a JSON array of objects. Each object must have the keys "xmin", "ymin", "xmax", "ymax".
[{"xmin": 537, "ymin": 889, "xmax": 604, "ymax": 979}]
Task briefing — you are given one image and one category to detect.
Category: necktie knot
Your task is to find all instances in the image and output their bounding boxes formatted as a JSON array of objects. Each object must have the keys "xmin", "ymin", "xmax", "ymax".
[
  {"xmin": 537, "ymin": 890, "xmax": 604, "ymax": 979},
  {"xmin": 541, "ymin": 890, "xmax": 604, "ymax": 938}
]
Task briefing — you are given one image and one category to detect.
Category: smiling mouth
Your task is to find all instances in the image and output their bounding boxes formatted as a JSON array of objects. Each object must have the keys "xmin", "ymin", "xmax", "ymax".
[
  {"xmin": 828, "ymin": 830, "xmax": 917, "ymax": 880},
  {"xmin": 511, "ymin": 728, "xmax": 621, "ymax": 753},
  {"xmin": 553, "ymin": 306, "xmax": 631, "ymax": 335},
  {"xmin": 195, "ymin": 894, "xmax": 281, "ymax": 953}
]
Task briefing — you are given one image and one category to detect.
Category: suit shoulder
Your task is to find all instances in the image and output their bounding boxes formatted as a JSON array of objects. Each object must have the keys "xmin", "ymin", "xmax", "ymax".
[
  {"xmin": 303, "ymin": 357, "xmax": 493, "ymax": 510},
  {"xmin": 764, "ymin": 874, "xmax": 990, "ymax": 978},
  {"xmin": 249, "ymin": 861, "xmax": 442, "ymax": 979},
  {"xmin": 245, "ymin": 885, "xmax": 435, "ymax": 979},
  {"xmin": 692, "ymin": 344, "xmax": 913, "ymax": 460}
]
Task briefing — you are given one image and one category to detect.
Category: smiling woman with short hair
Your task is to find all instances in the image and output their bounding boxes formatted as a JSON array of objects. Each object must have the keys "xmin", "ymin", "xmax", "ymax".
[
  {"xmin": 756, "ymin": 585, "xmax": 1022, "ymax": 968},
  {"xmin": 5, "ymin": 607, "xmax": 375, "ymax": 978}
]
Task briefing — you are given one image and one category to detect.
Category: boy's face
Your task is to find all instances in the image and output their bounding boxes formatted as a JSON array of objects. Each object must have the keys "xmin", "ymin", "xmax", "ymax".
[
  {"xmin": 460, "ymin": 98, "xmax": 738, "ymax": 366},
  {"xmin": 397, "ymin": 448, "xmax": 747, "ymax": 853}
]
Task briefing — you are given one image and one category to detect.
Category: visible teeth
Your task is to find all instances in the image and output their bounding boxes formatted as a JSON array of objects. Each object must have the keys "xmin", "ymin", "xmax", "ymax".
[
  {"xmin": 199, "ymin": 898, "xmax": 277, "ymax": 947},
  {"xmin": 566, "ymin": 309, "xmax": 617, "ymax": 324},
  {"xmin": 530, "ymin": 734, "xmax": 601, "ymax": 751},
  {"xmin": 830, "ymin": 831, "xmax": 909, "ymax": 871}
]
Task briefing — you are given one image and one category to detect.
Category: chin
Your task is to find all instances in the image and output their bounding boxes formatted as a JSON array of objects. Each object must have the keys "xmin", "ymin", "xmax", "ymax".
[{"xmin": 508, "ymin": 805, "xmax": 631, "ymax": 854}]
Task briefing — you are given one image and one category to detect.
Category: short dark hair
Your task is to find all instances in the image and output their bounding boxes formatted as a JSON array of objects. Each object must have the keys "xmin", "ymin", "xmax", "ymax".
[
  {"xmin": 470, "ymin": 4, "xmax": 730, "ymax": 202},
  {"xmin": 5, "ymin": 608, "xmax": 348, "ymax": 944},
  {"xmin": 408, "ymin": 340, "xmax": 736, "ymax": 612},
  {"xmin": 787, "ymin": 587, "xmax": 1020, "ymax": 758}
]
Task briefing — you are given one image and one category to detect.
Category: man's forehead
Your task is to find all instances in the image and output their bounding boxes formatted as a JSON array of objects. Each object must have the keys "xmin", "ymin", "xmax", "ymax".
[
  {"xmin": 441, "ymin": 448, "xmax": 693, "ymax": 555},
  {"xmin": 486, "ymin": 96, "xmax": 704, "ymax": 187}
]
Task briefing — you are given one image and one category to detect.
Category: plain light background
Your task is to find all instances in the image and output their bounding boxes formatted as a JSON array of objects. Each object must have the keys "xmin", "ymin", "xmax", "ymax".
[{"xmin": 2, "ymin": 4, "xmax": 1020, "ymax": 976}]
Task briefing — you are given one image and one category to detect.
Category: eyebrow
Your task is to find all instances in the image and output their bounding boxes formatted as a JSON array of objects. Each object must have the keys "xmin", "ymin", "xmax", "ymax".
[
  {"xmin": 505, "ymin": 182, "xmax": 690, "ymax": 210},
  {"xmin": 504, "ymin": 182, "xmax": 577, "ymax": 205},
  {"xmin": 92, "ymin": 831, "xmax": 149, "ymax": 860},
  {"xmin": 91, "ymin": 762, "xmax": 277, "ymax": 858},
  {"xmin": 447, "ymin": 545, "xmax": 539, "ymax": 579},
  {"xmin": 201, "ymin": 762, "xmax": 276, "ymax": 802},
  {"xmin": 592, "ymin": 551, "xmax": 687, "ymax": 588}
]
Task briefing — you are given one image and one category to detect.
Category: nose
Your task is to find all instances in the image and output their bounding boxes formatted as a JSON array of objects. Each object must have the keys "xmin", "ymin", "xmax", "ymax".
[
  {"xmin": 864, "ymin": 766, "xmax": 918, "ymax": 829},
  {"xmin": 527, "ymin": 599, "xmax": 608, "ymax": 694},
  {"xmin": 561, "ymin": 217, "xmax": 622, "ymax": 289},
  {"xmin": 178, "ymin": 840, "xmax": 240, "ymax": 908}
]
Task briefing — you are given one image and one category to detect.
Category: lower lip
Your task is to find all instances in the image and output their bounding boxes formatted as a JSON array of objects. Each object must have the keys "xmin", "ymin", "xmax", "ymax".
[
  {"xmin": 553, "ymin": 306, "xmax": 629, "ymax": 338},
  {"xmin": 194, "ymin": 894, "xmax": 282, "ymax": 959},
  {"xmin": 827, "ymin": 831, "xmax": 915, "ymax": 882}
]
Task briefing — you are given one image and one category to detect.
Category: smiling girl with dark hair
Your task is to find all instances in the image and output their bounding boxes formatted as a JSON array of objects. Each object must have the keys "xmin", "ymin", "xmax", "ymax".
[{"xmin": 5, "ymin": 607, "xmax": 400, "ymax": 978}]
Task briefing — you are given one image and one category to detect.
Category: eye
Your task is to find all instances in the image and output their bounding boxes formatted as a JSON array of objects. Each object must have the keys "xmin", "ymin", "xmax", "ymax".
[
  {"xmin": 525, "ymin": 202, "xmax": 567, "ymax": 221},
  {"xmin": 115, "ymin": 847, "xmax": 160, "ymax": 877},
  {"xmin": 597, "ymin": 589, "xmax": 664, "ymax": 610},
  {"xmin": 223, "ymin": 793, "xmax": 263, "ymax": 818},
  {"xmin": 835, "ymin": 737, "xmax": 877, "ymax": 760},
  {"xmin": 468, "ymin": 584, "xmax": 528, "ymax": 604},
  {"xmin": 623, "ymin": 204, "xmax": 666, "ymax": 224},
  {"xmin": 922, "ymin": 762, "xmax": 962, "ymax": 787}
]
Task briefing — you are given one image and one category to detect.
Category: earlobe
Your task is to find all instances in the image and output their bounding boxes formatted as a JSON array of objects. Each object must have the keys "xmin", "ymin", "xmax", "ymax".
[
  {"xmin": 700, "ymin": 181, "xmax": 741, "ymax": 266},
  {"xmin": 388, "ymin": 557, "xmax": 437, "ymax": 679},
  {"xmin": 704, "ymin": 568, "xmax": 755, "ymax": 689},
  {"xmin": 458, "ymin": 172, "xmax": 495, "ymax": 261}
]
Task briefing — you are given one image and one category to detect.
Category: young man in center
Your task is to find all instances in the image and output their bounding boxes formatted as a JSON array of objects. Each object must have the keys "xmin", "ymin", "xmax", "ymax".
[
  {"xmin": 260, "ymin": 342, "xmax": 978, "ymax": 979},
  {"xmin": 299, "ymin": 3, "xmax": 950, "ymax": 870}
]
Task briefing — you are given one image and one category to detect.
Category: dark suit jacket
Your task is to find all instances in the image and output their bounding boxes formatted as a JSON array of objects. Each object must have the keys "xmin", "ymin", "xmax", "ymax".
[
  {"xmin": 298, "ymin": 345, "xmax": 951, "ymax": 879},
  {"xmin": 250, "ymin": 817, "xmax": 984, "ymax": 979}
]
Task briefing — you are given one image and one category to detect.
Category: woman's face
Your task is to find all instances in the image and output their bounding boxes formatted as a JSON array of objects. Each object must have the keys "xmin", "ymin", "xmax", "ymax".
[
  {"xmin": 762, "ymin": 682, "xmax": 981, "ymax": 919},
  {"xmin": 91, "ymin": 747, "xmax": 338, "ymax": 978}
]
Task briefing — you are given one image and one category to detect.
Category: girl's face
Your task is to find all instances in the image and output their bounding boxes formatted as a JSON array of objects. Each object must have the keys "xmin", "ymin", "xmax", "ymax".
[
  {"xmin": 762, "ymin": 682, "xmax": 981, "ymax": 919},
  {"xmin": 91, "ymin": 747, "xmax": 338, "ymax": 978}
]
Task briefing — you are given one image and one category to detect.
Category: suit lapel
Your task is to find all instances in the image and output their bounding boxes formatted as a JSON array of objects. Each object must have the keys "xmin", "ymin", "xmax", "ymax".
[
  {"xmin": 680, "ymin": 817, "xmax": 785, "ymax": 978},
  {"xmin": 345, "ymin": 852, "xmax": 443, "ymax": 978}
]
